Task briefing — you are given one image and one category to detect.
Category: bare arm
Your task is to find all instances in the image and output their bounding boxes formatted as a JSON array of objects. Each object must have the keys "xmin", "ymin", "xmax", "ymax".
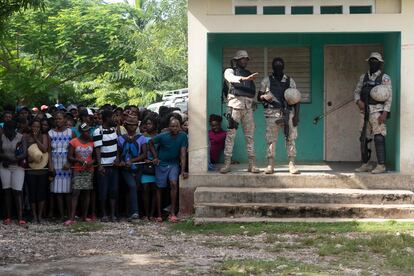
[
  {"xmin": 180, "ymin": 147, "xmax": 188, "ymax": 179},
  {"xmin": 34, "ymin": 134, "xmax": 49, "ymax": 153},
  {"xmin": 149, "ymin": 140, "xmax": 159, "ymax": 165}
]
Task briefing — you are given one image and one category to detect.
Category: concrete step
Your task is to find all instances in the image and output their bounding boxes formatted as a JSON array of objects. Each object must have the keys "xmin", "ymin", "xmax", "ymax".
[
  {"xmin": 194, "ymin": 187, "xmax": 414, "ymax": 205},
  {"xmin": 195, "ymin": 203, "xmax": 414, "ymax": 219},
  {"xmin": 186, "ymin": 173, "xmax": 414, "ymax": 190}
]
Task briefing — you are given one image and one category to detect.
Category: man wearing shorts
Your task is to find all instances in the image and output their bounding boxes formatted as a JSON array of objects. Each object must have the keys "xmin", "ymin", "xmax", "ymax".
[{"xmin": 150, "ymin": 118, "xmax": 188, "ymax": 222}]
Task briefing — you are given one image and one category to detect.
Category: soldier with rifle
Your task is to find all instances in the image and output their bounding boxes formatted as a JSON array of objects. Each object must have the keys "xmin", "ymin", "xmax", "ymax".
[
  {"xmin": 220, "ymin": 50, "xmax": 260, "ymax": 174},
  {"xmin": 258, "ymin": 57, "xmax": 301, "ymax": 174},
  {"xmin": 354, "ymin": 52, "xmax": 392, "ymax": 174}
]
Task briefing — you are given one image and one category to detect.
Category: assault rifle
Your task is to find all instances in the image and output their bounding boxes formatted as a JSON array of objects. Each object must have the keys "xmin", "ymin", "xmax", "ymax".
[
  {"xmin": 360, "ymin": 94, "xmax": 372, "ymax": 163},
  {"xmin": 282, "ymin": 100, "xmax": 290, "ymax": 143}
]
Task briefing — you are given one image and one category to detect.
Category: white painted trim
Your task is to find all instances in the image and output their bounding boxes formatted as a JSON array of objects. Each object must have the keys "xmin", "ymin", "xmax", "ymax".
[{"xmin": 233, "ymin": 0, "xmax": 376, "ymax": 14}]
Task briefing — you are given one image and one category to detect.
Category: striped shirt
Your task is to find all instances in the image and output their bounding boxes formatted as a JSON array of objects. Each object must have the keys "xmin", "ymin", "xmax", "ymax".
[{"xmin": 93, "ymin": 126, "xmax": 118, "ymax": 165}]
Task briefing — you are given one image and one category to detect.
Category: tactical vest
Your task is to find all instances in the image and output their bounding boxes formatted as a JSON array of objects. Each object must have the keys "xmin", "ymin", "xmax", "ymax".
[
  {"xmin": 228, "ymin": 67, "xmax": 256, "ymax": 98},
  {"xmin": 264, "ymin": 75, "xmax": 290, "ymax": 109},
  {"xmin": 361, "ymin": 73, "xmax": 384, "ymax": 105}
]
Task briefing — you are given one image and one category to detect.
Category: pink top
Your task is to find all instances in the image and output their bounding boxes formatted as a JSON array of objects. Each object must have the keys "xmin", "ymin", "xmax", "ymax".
[{"xmin": 208, "ymin": 129, "xmax": 226, "ymax": 164}]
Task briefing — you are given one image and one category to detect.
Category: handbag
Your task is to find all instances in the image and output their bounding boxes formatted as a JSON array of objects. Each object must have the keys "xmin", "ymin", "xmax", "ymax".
[{"xmin": 142, "ymin": 162, "xmax": 155, "ymax": 175}]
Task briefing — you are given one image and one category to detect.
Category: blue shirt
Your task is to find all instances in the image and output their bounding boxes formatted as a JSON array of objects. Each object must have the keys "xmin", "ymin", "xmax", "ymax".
[{"xmin": 152, "ymin": 131, "xmax": 188, "ymax": 166}]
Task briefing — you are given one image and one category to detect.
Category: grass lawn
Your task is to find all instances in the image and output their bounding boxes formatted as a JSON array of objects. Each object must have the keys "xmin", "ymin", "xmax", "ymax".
[{"xmin": 172, "ymin": 219, "xmax": 414, "ymax": 275}]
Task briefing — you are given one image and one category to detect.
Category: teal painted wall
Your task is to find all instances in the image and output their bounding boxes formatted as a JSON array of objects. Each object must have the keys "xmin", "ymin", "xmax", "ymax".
[{"xmin": 207, "ymin": 32, "xmax": 401, "ymax": 169}]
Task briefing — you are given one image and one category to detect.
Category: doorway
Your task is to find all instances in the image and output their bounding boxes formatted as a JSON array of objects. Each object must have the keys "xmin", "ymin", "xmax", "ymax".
[{"xmin": 324, "ymin": 44, "xmax": 383, "ymax": 161}]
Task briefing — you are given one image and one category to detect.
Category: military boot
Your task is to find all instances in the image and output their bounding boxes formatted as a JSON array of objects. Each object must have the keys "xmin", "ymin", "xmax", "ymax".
[
  {"xmin": 248, "ymin": 157, "xmax": 260, "ymax": 173},
  {"xmin": 355, "ymin": 163, "xmax": 372, "ymax": 172},
  {"xmin": 264, "ymin": 158, "xmax": 274, "ymax": 174},
  {"xmin": 288, "ymin": 157, "xmax": 300, "ymax": 174},
  {"xmin": 219, "ymin": 157, "xmax": 232, "ymax": 174},
  {"xmin": 371, "ymin": 164, "xmax": 386, "ymax": 174}
]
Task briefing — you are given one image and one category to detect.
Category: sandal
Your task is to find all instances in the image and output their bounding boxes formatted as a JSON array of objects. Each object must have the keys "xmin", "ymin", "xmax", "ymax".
[
  {"xmin": 18, "ymin": 220, "xmax": 27, "ymax": 226},
  {"xmin": 63, "ymin": 220, "xmax": 75, "ymax": 226},
  {"xmin": 154, "ymin": 217, "xmax": 163, "ymax": 223},
  {"xmin": 168, "ymin": 215, "xmax": 178, "ymax": 223},
  {"xmin": 101, "ymin": 216, "xmax": 109, "ymax": 223},
  {"xmin": 3, "ymin": 218, "xmax": 12, "ymax": 225}
]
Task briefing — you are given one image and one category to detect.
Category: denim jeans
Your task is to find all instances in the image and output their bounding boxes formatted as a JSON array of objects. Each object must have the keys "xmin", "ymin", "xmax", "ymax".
[
  {"xmin": 120, "ymin": 169, "xmax": 139, "ymax": 215},
  {"xmin": 98, "ymin": 167, "xmax": 119, "ymax": 201}
]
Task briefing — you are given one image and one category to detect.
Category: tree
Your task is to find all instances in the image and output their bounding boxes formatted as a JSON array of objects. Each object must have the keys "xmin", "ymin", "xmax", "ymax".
[
  {"xmin": 0, "ymin": 0, "xmax": 137, "ymax": 107},
  {"xmin": 0, "ymin": 0, "xmax": 188, "ymax": 108},
  {"xmin": 84, "ymin": 0, "xmax": 188, "ymax": 107},
  {"xmin": 0, "ymin": 0, "xmax": 44, "ymax": 22}
]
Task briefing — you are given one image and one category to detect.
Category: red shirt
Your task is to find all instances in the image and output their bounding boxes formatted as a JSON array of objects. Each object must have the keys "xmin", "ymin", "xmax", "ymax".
[
  {"xmin": 208, "ymin": 129, "xmax": 226, "ymax": 164},
  {"xmin": 69, "ymin": 138, "xmax": 94, "ymax": 172}
]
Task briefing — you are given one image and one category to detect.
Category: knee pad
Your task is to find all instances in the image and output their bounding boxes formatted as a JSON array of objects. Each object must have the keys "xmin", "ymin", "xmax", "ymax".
[{"xmin": 374, "ymin": 134, "xmax": 385, "ymax": 144}]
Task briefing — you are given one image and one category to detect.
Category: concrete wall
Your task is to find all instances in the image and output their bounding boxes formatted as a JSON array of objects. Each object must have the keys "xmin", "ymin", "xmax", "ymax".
[{"xmin": 188, "ymin": 0, "xmax": 414, "ymax": 173}]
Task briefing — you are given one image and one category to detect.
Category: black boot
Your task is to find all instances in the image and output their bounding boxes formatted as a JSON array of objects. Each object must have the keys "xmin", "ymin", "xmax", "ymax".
[{"xmin": 372, "ymin": 134, "xmax": 386, "ymax": 174}]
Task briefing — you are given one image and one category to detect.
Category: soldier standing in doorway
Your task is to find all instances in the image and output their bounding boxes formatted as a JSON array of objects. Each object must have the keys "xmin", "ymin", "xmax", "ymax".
[
  {"xmin": 354, "ymin": 52, "xmax": 392, "ymax": 174},
  {"xmin": 258, "ymin": 57, "xmax": 301, "ymax": 174},
  {"xmin": 220, "ymin": 50, "xmax": 260, "ymax": 174}
]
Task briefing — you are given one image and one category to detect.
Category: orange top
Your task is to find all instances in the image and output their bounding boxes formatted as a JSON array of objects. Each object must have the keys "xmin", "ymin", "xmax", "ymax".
[{"xmin": 69, "ymin": 138, "xmax": 94, "ymax": 172}]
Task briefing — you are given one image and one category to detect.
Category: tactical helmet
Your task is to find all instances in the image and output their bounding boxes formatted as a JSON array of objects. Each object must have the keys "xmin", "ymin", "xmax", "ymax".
[
  {"xmin": 284, "ymin": 88, "xmax": 301, "ymax": 105},
  {"xmin": 370, "ymin": 85, "xmax": 390, "ymax": 102}
]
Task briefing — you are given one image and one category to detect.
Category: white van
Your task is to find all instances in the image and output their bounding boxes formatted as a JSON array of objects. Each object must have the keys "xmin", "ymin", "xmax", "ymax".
[{"xmin": 162, "ymin": 88, "xmax": 188, "ymax": 101}]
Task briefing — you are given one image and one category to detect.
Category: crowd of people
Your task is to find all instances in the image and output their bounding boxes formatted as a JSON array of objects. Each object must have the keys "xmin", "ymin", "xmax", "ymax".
[{"xmin": 0, "ymin": 103, "xmax": 190, "ymax": 225}]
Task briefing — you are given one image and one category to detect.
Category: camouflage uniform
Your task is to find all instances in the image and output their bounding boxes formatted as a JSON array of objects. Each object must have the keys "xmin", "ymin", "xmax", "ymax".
[
  {"xmin": 221, "ymin": 66, "xmax": 259, "ymax": 173},
  {"xmin": 354, "ymin": 67, "xmax": 392, "ymax": 174},
  {"xmin": 223, "ymin": 68, "xmax": 256, "ymax": 159},
  {"xmin": 354, "ymin": 70, "xmax": 392, "ymax": 138},
  {"xmin": 260, "ymin": 75, "xmax": 298, "ymax": 159}
]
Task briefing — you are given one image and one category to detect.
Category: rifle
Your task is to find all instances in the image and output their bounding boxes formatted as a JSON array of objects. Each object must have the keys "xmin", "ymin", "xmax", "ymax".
[
  {"xmin": 360, "ymin": 93, "xmax": 372, "ymax": 163},
  {"xmin": 282, "ymin": 101, "xmax": 290, "ymax": 143}
]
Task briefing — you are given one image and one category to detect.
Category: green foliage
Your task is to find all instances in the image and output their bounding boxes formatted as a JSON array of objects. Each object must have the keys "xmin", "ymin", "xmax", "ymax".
[
  {"xmin": 0, "ymin": 0, "xmax": 187, "ymax": 108},
  {"xmin": 0, "ymin": 0, "xmax": 44, "ymax": 22}
]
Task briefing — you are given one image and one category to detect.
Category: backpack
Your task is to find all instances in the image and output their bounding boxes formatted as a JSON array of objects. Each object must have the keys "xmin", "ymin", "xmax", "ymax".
[{"xmin": 119, "ymin": 134, "xmax": 142, "ymax": 171}]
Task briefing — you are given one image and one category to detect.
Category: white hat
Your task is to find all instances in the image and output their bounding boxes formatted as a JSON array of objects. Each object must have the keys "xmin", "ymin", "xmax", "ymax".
[
  {"xmin": 28, "ymin": 144, "xmax": 49, "ymax": 170},
  {"xmin": 233, "ymin": 50, "xmax": 249, "ymax": 60},
  {"xmin": 67, "ymin": 104, "xmax": 77, "ymax": 111},
  {"xmin": 366, "ymin": 52, "xmax": 384, "ymax": 62}
]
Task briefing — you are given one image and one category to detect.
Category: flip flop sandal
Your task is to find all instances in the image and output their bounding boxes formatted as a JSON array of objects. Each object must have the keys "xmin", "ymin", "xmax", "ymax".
[{"xmin": 168, "ymin": 215, "xmax": 178, "ymax": 223}]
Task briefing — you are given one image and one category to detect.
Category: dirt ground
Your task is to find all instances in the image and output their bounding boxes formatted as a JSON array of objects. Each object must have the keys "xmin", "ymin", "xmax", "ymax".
[{"xmin": 0, "ymin": 220, "xmax": 413, "ymax": 275}]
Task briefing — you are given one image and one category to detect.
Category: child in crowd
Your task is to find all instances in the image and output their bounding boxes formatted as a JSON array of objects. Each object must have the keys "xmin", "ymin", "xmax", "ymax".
[
  {"xmin": 140, "ymin": 114, "xmax": 159, "ymax": 220},
  {"xmin": 208, "ymin": 114, "xmax": 226, "ymax": 164},
  {"xmin": 150, "ymin": 118, "xmax": 188, "ymax": 223},
  {"xmin": 65, "ymin": 123, "xmax": 95, "ymax": 225}
]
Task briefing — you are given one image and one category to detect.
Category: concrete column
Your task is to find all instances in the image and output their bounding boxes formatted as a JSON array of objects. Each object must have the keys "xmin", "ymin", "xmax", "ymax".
[{"xmin": 188, "ymin": 1, "xmax": 208, "ymax": 173}]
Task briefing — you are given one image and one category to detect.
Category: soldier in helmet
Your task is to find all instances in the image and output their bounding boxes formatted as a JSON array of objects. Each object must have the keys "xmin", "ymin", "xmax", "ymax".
[
  {"xmin": 220, "ymin": 50, "xmax": 260, "ymax": 174},
  {"xmin": 258, "ymin": 57, "xmax": 300, "ymax": 174},
  {"xmin": 354, "ymin": 52, "xmax": 392, "ymax": 174}
]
